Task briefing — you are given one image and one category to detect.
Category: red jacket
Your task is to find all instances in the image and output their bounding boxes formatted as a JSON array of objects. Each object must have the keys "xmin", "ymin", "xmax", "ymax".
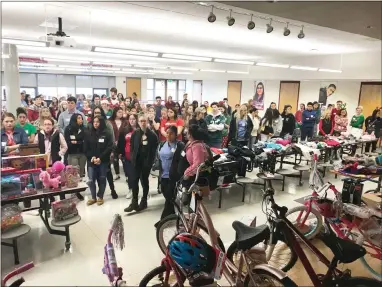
[
  {"xmin": 295, "ymin": 110, "xmax": 303, "ymax": 123},
  {"xmin": 184, "ymin": 140, "xmax": 210, "ymax": 177}
]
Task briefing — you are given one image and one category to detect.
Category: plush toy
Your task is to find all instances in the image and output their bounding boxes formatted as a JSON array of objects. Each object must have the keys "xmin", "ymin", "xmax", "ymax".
[
  {"xmin": 39, "ymin": 171, "xmax": 61, "ymax": 189},
  {"xmin": 52, "ymin": 161, "xmax": 65, "ymax": 173}
]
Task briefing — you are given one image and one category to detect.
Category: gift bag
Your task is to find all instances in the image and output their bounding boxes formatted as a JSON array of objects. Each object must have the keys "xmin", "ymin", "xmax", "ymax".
[
  {"xmin": 52, "ymin": 198, "xmax": 78, "ymax": 221},
  {"xmin": 1, "ymin": 204, "xmax": 23, "ymax": 232},
  {"xmin": 64, "ymin": 165, "xmax": 80, "ymax": 188}
]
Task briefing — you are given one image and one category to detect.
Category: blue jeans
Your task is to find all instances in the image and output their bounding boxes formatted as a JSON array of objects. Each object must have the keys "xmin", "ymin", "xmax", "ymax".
[
  {"xmin": 88, "ymin": 163, "xmax": 108, "ymax": 199},
  {"xmin": 123, "ymin": 159, "xmax": 135, "ymax": 189},
  {"xmin": 301, "ymin": 126, "xmax": 314, "ymax": 141}
]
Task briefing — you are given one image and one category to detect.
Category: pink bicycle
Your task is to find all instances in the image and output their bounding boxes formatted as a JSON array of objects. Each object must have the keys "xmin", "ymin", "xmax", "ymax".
[{"xmin": 1, "ymin": 262, "xmax": 34, "ymax": 287}]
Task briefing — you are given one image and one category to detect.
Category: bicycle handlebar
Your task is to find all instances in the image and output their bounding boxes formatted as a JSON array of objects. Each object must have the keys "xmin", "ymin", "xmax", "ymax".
[{"xmin": 2, "ymin": 262, "xmax": 34, "ymax": 286}]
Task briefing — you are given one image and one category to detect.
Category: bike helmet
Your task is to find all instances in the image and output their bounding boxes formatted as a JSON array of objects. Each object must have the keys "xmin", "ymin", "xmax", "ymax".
[{"xmin": 168, "ymin": 233, "xmax": 215, "ymax": 273}]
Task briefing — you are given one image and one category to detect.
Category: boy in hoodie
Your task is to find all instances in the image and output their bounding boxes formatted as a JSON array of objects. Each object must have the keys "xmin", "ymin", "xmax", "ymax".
[
  {"xmin": 301, "ymin": 102, "xmax": 316, "ymax": 141},
  {"xmin": 205, "ymin": 102, "xmax": 226, "ymax": 148}
]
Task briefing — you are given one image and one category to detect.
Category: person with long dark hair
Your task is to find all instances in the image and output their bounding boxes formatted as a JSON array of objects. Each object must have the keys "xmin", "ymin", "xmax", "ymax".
[
  {"xmin": 160, "ymin": 107, "xmax": 184, "ymax": 142},
  {"xmin": 49, "ymin": 97, "xmax": 59, "ymax": 120},
  {"xmin": 365, "ymin": 108, "xmax": 381, "ymax": 152},
  {"xmin": 15, "ymin": 107, "xmax": 36, "ymax": 143},
  {"xmin": 253, "ymin": 82, "xmax": 265, "ymax": 110},
  {"xmin": 280, "ymin": 105, "xmax": 296, "ymax": 138},
  {"xmin": 260, "ymin": 108, "xmax": 282, "ymax": 141},
  {"xmin": 117, "ymin": 114, "xmax": 138, "ymax": 199},
  {"xmin": 84, "ymin": 115, "xmax": 113, "ymax": 206},
  {"xmin": 1, "ymin": 113, "xmax": 28, "ymax": 156},
  {"xmin": 109, "ymin": 107, "xmax": 128, "ymax": 181}
]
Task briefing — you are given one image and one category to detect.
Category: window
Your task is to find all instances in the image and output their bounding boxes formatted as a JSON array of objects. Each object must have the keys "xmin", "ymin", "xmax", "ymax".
[
  {"xmin": 38, "ymin": 87, "xmax": 57, "ymax": 100},
  {"xmin": 57, "ymin": 87, "xmax": 75, "ymax": 98},
  {"xmin": 155, "ymin": 79, "xmax": 166, "ymax": 100},
  {"xmin": 167, "ymin": 80, "xmax": 177, "ymax": 101},
  {"xmin": 76, "ymin": 88, "xmax": 93, "ymax": 97},
  {"xmin": 20, "ymin": 87, "xmax": 36, "ymax": 98},
  {"xmin": 178, "ymin": 80, "xmax": 186, "ymax": 101},
  {"xmin": 147, "ymin": 78, "xmax": 187, "ymax": 102},
  {"xmin": 93, "ymin": 88, "xmax": 108, "ymax": 97}
]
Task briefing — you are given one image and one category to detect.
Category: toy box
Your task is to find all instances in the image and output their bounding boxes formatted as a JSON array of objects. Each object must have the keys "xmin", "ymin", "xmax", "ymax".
[{"xmin": 1, "ymin": 168, "xmax": 42, "ymax": 200}]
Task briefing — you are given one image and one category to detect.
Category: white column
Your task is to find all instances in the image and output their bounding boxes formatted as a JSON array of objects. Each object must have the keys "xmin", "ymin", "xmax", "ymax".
[{"xmin": 4, "ymin": 44, "xmax": 20, "ymax": 114}]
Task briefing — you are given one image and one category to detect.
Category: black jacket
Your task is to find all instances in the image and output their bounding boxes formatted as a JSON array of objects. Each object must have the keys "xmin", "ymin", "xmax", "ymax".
[
  {"xmin": 37, "ymin": 131, "xmax": 61, "ymax": 164},
  {"xmin": 365, "ymin": 116, "xmax": 382, "ymax": 138},
  {"xmin": 64, "ymin": 125, "xmax": 85, "ymax": 154},
  {"xmin": 281, "ymin": 114, "xmax": 296, "ymax": 136},
  {"xmin": 83, "ymin": 129, "xmax": 113, "ymax": 164},
  {"xmin": 130, "ymin": 128, "xmax": 158, "ymax": 168},
  {"xmin": 156, "ymin": 141, "xmax": 185, "ymax": 181},
  {"xmin": 228, "ymin": 115, "xmax": 253, "ymax": 144},
  {"xmin": 189, "ymin": 118, "xmax": 208, "ymax": 133}
]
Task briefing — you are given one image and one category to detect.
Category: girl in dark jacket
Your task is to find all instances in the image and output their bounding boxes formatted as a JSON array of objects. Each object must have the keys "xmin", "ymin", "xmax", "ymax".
[
  {"xmin": 84, "ymin": 115, "xmax": 113, "ymax": 206},
  {"xmin": 228, "ymin": 104, "xmax": 253, "ymax": 146},
  {"xmin": 365, "ymin": 109, "xmax": 381, "ymax": 152},
  {"xmin": 157, "ymin": 125, "xmax": 185, "ymax": 219},
  {"xmin": 280, "ymin": 105, "xmax": 296, "ymax": 138}
]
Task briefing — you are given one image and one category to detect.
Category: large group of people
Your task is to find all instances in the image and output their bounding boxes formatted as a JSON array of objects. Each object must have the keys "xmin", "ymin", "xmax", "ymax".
[{"xmin": 1, "ymin": 89, "xmax": 381, "ymax": 217}]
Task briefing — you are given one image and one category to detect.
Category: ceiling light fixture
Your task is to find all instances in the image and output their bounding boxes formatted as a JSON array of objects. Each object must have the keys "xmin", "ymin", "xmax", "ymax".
[
  {"xmin": 214, "ymin": 59, "xmax": 254, "ymax": 65},
  {"xmin": 298, "ymin": 26, "xmax": 305, "ymax": 39},
  {"xmin": 226, "ymin": 71, "xmax": 249, "ymax": 74},
  {"xmin": 200, "ymin": 69, "xmax": 226, "ymax": 73},
  {"xmin": 283, "ymin": 23, "xmax": 291, "ymax": 36},
  {"xmin": 19, "ymin": 66, "xmax": 65, "ymax": 71},
  {"xmin": 94, "ymin": 47, "xmax": 158, "ymax": 57},
  {"xmin": 168, "ymin": 66, "xmax": 199, "ymax": 71},
  {"xmin": 44, "ymin": 58, "xmax": 88, "ymax": 63},
  {"xmin": 3, "ymin": 38, "xmax": 47, "ymax": 47},
  {"xmin": 208, "ymin": 6, "xmax": 216, "ymax": 23},
  {"xmin": 153, "ymin": 70, "xmax": 171, "ymax": 74},
  {"xmin": 318, "ymin": 68, "xmax": 342, "ymax": 73},
  {"xmin": 19, "ymin": 62, "xmax": 56, "ymax": 67},
  {"xmin": 227, "ymin": 10, "xmax": 235, "ymax": 26},
  {"xmin": 266, "ymin": 19, "xmax": 274, "ymax": 33},
  {"xmin": 290, "ymin": 65, "xmax": 317, "ymax": 71},
  {"xmin": 172, "ymin": 71, "xmax": 193, "ymax": 75},
  {"xmin": 256, "ymin": 62, "xmax": 289, "ymax": 68},
  {"xmin": 247, "ymin": 14, "xmax": 255, "ymax": 30},
  {"xmin": 162, "ymin": 53, "xmax": 212, "ymax": 61}
]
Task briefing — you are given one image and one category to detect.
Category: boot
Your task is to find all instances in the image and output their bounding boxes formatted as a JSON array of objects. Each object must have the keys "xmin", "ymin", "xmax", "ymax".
[
  {"xmin": 137, "ymin": 198, "xmax": 148, "ymax": 212},
  {"xmin": 124, "ymin": 198, "xmax": 138, "ymax": 212},
  {"xmin": 111, "ymin": 190, "xmax": 118, "ymax": 199}
]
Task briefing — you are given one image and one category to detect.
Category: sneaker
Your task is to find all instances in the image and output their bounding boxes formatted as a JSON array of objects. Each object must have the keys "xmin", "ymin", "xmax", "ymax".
[
  {"xmin": 114, "ymin": 175, "xmax": 121, "ymax": 181},
  {"xmin": 126, "ymin": 189, "xmax": 132, "ymax": 199},
  {"xmin": 76, "ymin": 193, "xmax": 84, "ymax": 201},
  {"xmin": 97, "ymin": 198, "xmax": 104, "ymax": 206},
  {"xmin": 124, "ymin": 202, "xmax": 139, "ymax": 212},
  {"xmin": 111, "ymin": 190, "xmax": 118, "ymax": 199},
  {"xmin": 87, "ymin": 199, "xmax": 96, "ymax": 206},
  {"xmin": 137, "ymin": 199, "xmax": 148, "ymax": 212}
]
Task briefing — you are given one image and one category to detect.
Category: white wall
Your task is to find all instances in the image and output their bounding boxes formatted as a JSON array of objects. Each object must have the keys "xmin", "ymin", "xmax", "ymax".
[
  {"xmin": 202, "ymin": 80, "xmax": 228, "ymax": 103},
  {"xmin": 115, "ymin": 76, "xmax": 126, "ymax": 96}
]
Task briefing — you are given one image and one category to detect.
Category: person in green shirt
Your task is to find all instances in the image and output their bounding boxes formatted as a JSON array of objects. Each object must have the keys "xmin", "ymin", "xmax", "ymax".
[
  {"xmin": 219, "ymin": 104, "xmax": 231, "ymax": 148},
  {"xmin": 15, "ymin": 107, "xmax": 36, "ymax": 143},
  {"xmin": 205, "ymin": 102, "xmax": 226, "ymax": 148},
  {"xmin": 350, "ymin": 106, "xmax": 365, "ymax": 129}
]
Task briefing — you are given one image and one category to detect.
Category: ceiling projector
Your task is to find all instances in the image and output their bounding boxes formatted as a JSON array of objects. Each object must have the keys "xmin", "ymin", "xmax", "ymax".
[{"xmin": 43, "ymin": 17, "xmax": 76, "ymax": 48}]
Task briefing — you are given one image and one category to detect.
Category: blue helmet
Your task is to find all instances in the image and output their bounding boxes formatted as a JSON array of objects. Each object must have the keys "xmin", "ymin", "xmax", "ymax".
[{"xmin": 168, "ymin": 233, "xmax": 213, "ymax": 272}]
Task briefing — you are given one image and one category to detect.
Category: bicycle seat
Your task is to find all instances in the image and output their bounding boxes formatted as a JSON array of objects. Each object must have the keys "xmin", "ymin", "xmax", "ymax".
[
  {"xmin": 232, "ymin": 221, "xmax": 270, "ymax": 251},
  {"xmin": 321, "ymin": 233, "xmax": 366, "ymax": 263}
]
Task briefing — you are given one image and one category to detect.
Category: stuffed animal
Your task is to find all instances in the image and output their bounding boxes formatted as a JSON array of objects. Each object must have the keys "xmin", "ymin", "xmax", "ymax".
[
  {"xmin": 52, "ymin": 161, "xmax": 65, "ymax": 173},
  {"xmin": 39, "ymin": 171, "xmax": 61, "ymax": 189}
]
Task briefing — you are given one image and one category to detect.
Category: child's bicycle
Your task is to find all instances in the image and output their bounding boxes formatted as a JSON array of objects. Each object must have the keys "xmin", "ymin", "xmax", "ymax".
[
  {"xmin": 1, "ymin": 262, "xmax": 34, "ymax": 287},
  {"xmin": 102, "ymin": 214, "xmax": 127, "ymax": 287}
]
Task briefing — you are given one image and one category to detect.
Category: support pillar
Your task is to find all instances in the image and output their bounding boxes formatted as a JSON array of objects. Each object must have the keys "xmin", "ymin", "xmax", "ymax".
[{"xmin": 4, "ymin": 44, "xmax": 20, "ymax": 114}]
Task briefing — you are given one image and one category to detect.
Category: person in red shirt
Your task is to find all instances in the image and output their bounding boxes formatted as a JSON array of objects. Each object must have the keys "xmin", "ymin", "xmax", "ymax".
[
  {"xmin": 165, "ymin": 96, "xmax": 175, "ymax": 109},
  {"xmin": 160, "ymin": 108, "xmax": 184, "ymax": 142},
  {"xmin": 331, "ymin": 100, "xmax": 343, "ymax": 121},
  {"xmin": 295, "ymin": 103, "xmax": 305, "ymax": 127}
]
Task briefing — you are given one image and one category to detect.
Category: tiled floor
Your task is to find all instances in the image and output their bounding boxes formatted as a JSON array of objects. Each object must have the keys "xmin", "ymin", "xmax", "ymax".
[{"xmin": 1, "ymin": 165, "xmax": 380, "ymax": 286}]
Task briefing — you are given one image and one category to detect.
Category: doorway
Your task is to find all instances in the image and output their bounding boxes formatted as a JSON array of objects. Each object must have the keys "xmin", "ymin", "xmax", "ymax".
[
  {"xmin": 193, "ymin": 80, "xmax": 203, "ymax": 103},
  {"xmin": 227, "ymin": 81, "xmax": 242, "ymax": 107},
  {"xmin": 127, "ymin": 78, "xmax": 141, "ymax": 99},
  {"xmin": 278, "ymin": 81, "xmax": 300, "ymax": 114},
  {"xmin": 359, "ymin": 82, "xmax": 382, "ymax": 118}
]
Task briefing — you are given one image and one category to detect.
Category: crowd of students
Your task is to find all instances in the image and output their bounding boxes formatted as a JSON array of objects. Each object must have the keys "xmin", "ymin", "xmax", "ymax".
[{"xmin": 1, "ymin": 89, "xmax": 381, "ymax": 217}]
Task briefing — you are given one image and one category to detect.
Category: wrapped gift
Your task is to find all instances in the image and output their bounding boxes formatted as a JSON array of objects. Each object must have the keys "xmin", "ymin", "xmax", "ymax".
[
  {"xmin": 64, "ymin": 165, "xmax": 80, "ymax": 188},
  {"xmin": 1, "ymin": 204, "xmax": 23, "ymax": 232},
  {"xmin": 52, "ymin": 198, "xmax": 78, "ymax": 221}
]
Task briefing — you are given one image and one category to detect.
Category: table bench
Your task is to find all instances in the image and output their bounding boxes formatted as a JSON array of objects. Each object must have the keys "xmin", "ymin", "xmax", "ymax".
[{"xmin": 1, "ymin": 224, "xmax": 31, "ymax": 265}]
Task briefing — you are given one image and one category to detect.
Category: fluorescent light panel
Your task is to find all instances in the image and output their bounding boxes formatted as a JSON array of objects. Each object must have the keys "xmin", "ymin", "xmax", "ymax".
[
  {"xmin": 94, "ymin": 47, "xmax": 158, "ymax": 57},
  {"xmin": 153, "ymin": 70, "xmax": 171, "ymax": 74},
  {"xmin": 44, "ymin": 58, "xmax": 88, "ymax": 63},
  {"xmin": 215, "ymin": 59, "xmax": 254, "ymax": 65},
  {"xmin": 162, "ymin": 53, "xmax": 212, "ymax": 61},
  {"xmin": 200, "ymin": 69, "xmax": 226, "ymax": 73},
  {"xmin": 172, "ymin": 72, "xmax": 193, "ymax": 75},
  {"xmin": 290, "ymin": 65, "xmax": 318, "ymax": 71},
  {"xmin": 227, "ymin": 71, "xmax": 249, "ymax": 74},
  {"xmin": 168, "ymin": 66, "xmax": 199, "ymax": 71},
  {"xmin": 318, "ymin": 68, "xmax": 342, "ymax": 73},
  {"xmin": 135, "ymin": 65, "xmax": 167, "ymax": 69},
  {"xmin": 256, "ymin": 63, "xmax": 289, "ymax": 68},
  {"xmin": 3, "ymin": 38, "xmax": 47, "ymax": 47}
]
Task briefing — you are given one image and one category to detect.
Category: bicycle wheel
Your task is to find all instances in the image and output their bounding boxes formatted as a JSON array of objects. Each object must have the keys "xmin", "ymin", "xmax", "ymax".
[
  {"xmin": 336, "ymin": 276, "xmax": 381, "ymax": 287},
  {"xmin": 226, "ymin": 235, "xmax": 297, "ymax": 273},
  {"xmin": 285, "ymin": 205, "xmax": 323, "ymax": 240},
  {"xmin": 156, "ymin": 214, "xmax": 225, "ymax": 254},
  {"xmin": 139, "ymin": 264, "xmax": 182, "ymax": 287},
  {"xmin": 244, "ymin": 269, "xmax": 298, "ymax": 287}
]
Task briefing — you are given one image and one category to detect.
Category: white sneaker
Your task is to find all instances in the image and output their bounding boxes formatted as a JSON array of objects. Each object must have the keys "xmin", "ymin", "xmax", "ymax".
[{"xmin": 126, "ymin": 189, "xmax": 132, "ymax": 199}]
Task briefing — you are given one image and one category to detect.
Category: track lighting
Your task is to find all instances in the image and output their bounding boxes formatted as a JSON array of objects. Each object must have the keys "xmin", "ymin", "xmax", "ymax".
[
  {"xmin": 208, "ymin": 6, "xmax": 216, "ymax": 23},
  {"xmin": 266, "ymin": 19, "xmax": 273, "ymax": 33},
  {"xmin": 227, "ymin": 10, "xmax": 235, "ymax": 26},
  {"xmin": 283, "ymin": 23, "xmax": 290, "ymax": 36},
  {"xmin": 298, "ymin": 26, "xmax": 305, "ymax": 39},
  {"xmin": 247, "ymin": 14, "xmax": 255, "ymax": 30}
]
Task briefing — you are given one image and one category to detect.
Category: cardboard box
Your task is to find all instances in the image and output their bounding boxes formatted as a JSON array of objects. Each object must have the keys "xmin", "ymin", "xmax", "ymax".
[{"xmin": 362, "ymin": 192, "xmax": 382, "ymax": 210}]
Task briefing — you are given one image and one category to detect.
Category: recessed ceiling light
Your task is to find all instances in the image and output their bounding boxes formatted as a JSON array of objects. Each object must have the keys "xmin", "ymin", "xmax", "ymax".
[
  {"xmin": 162, "ymin": 53, "xmax": 212, "ymax": 61},
  {"xmin": 168, "ymin": 66, "xmax": 199, "ymax": 71},
  {"xmin": 290, "ymin": 65, "xmax": 317, "ymax": 71},
  {"xmin": 94, "ymin": 47, "xmax": 158, "ymax": 57},
  {"xmin": 318, "ymin": 68, "xmax": 342, "ymax": 73},
  {"xmin": 214, "ymin": 59, "xmax": 254, "ymax": 65},
  {"xmin": 256, "ymin": 62, "xmax": 289, "ymax": 68}
]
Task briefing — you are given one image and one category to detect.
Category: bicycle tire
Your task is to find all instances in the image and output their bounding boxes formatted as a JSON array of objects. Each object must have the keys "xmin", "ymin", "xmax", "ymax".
[
  {"xmin": 156, "ymin": 214, "xmax": 225, "ymax": 254},
  {"xmin": 364, "ymin": 189, "xmax": 379, "ymax": 194},
  {"xmin": 139, "ymin": 264, "xmax": 182, "ymax": 287},
  {"xmin": 336, "ymin": 276, "xmax": 381, "ymax": 287},
  {"xmin": 226, "ymin": 235, "xmax": 297, "ymax": 272},
  {"xmin": 243, "ymin": 269, "xmax": 298, "ymax": 287},
  {"xmin": 285, "ymin": 205, "xmax": 323, "ymax": 240}
]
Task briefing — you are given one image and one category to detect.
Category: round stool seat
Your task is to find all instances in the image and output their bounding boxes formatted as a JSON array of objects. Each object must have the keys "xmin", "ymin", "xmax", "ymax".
[
  {"xmin": 318, "ymin": 163, "xmax": 333, "ymax": 168},
  {"xmin": 237, "ymin": 177, "xmax": 256, "ymax": 184},
  {"xmin": 293, "ymin": 165, "xmax": 310, "ymax": 171},
  {"xmin": 51, "ymin": 215, "xmax": 81, "ymax": 227},
  {"xmin": 276, "ymin": 169, "xmax": 298, "ymax": 176},
  {"xmin": 1, "ymin": 224, "xmax": 31, "ymax": 240},
  {"xmin": 257, "ymin": 173, "xmax": 276, "ymax": 180}
]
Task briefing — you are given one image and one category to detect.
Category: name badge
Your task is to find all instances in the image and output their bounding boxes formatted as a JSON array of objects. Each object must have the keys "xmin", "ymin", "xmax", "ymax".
[
  {"xmin": 65, "ymin": 118, "xmax": 70, "ymax": 122},
  {"xmin": 181, "ymin": 151, "xmax": 186, "ymax": 157},
  {"xmin": 142, "ymin": 140, "xmax": 148, "ymax": 146},
  {"xmin": 171, "ymin": 148, "xmax": 175, "ymax": 153},
  {"xmin": 1, "ymin": 142, "xmax": 6, "ymax": 147},
  {"xmin": 70, "ymin": 135, "xmax": 76, "ymax": 140},
  {"xmin": 99, "ymin": 138, "xmax": 105, "ymax": 143},
  {"xmin": 25, "ymin": 130, "xmax": 29, "ymax": 134}
]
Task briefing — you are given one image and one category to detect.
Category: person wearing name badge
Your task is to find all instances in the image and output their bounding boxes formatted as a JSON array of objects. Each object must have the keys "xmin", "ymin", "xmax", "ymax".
[
  {"xmin": 58, "ymin": 96, "xmax": 87, "ymax": 134},
  {"xmin": 205, "ymin": 102, "xmax": 226, "ymax": 148},
  {"xmin": 1, "ymin": 112, "xmax": 28, "ymax": 156},
  {"xmin": 125, "ymin": 114, "xmax": 158, "ymax": 213},
  {"xmin": 15, "ymin": 107, "xmax": 36, "ymax": 143},
  {"xmin": 160, "ymin": 108, "xmax": 184, "ymax": 142},
  {"xmin": 301, "ymin": 102, "xmax": 316, "ymax": 141},
  {"xmin": 84, "ymin": 115, "xmax": 113, "ymax": 206}
]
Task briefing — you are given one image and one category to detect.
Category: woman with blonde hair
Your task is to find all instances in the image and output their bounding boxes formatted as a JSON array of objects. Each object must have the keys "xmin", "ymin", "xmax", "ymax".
[
  {"xmin": 350, "ymin": 105, "xmax": 365, "ymax": 129},
  {"xmin": 57, "ymin": 100, "xmax": 68, "ymax": 120},
  {"xmin": 319, "ymin": 109, "xmax": 334, "ymax": 136},
  {"xmin": 33, "ymin": 107, "xmax": 57, "ymax": 130},
  {"xmin": 228, "ymin": 104, "xmax": 253, "ymax": 146}
]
